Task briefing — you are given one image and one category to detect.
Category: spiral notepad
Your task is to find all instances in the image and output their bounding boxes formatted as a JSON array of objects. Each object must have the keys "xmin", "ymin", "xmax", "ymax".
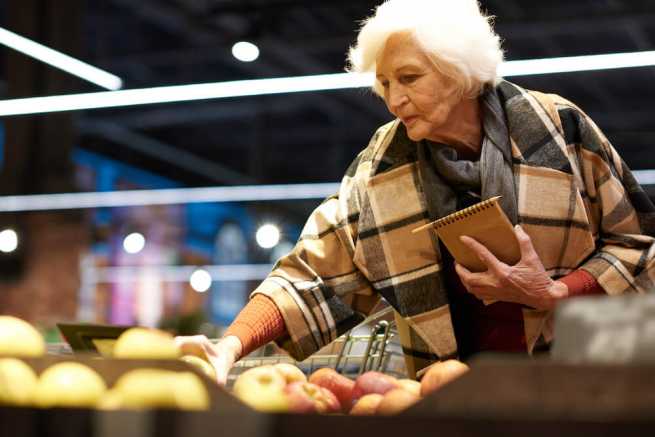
[{"xmin": 413, "ymin": 196, "xmax": 521, "ymax": 273}]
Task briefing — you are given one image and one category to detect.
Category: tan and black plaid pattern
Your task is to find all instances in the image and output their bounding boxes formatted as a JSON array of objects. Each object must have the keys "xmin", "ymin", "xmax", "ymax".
[{"xmin": 252, "ymin": 81, "xmax": 655, "ymax": 372}]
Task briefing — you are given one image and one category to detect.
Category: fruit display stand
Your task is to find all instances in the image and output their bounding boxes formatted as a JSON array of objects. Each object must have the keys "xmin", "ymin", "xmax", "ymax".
[
  {"xmin": 0, "ymin": 354, "xmax": 261, "ymax": 437},
  {"xmin": 4, "ymin": 353, "xmax": 655, "ymax": 436},
  {"xmin": 263, "ymin": 356, "xmax": 655, "ymax": 437},
  {"xmin": 0, "ymin": 309, "xmax": 406, "ymax": 437}
]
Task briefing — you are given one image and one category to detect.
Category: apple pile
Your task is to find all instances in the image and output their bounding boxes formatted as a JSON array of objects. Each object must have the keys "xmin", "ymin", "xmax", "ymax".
[
  {"xmin": 0, "ymin": 358, "xmax": 210, "ymax": 411},
  {"xmin": 231, "ymin": 359, "xmax": 470, "ymax": 416}
]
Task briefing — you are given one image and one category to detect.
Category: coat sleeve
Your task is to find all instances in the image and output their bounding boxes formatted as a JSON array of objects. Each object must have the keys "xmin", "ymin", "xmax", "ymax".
[
  {"xmin": 250, "ymin": 152, "xmax": 379, "ymax": 361},
  {"xmin": 559, "ymin": 101, "xmax": 655, "ymax": 295}
]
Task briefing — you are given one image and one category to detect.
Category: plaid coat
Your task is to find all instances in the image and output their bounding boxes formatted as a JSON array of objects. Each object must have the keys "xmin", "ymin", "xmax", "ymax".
[{"xmin": 252, "ymin": 81, "xmax": 655, "ymax": 373}]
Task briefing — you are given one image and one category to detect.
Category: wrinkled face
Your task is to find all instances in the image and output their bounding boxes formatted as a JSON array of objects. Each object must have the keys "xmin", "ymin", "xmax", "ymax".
[{"xmin": 376, "ymin": 32, "xmax": 462, "ymax": 142}]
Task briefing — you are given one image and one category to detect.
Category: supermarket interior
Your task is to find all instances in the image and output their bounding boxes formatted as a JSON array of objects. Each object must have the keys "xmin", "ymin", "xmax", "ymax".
[{"xmin": 1, "ymin": 0, "xmax": 655, "ymax": 435}]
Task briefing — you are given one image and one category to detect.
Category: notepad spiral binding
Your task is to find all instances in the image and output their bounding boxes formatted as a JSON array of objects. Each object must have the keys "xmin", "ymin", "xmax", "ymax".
[{"xmin": 433, "ymin": 197, "xmax": 498, "ymax": 228}]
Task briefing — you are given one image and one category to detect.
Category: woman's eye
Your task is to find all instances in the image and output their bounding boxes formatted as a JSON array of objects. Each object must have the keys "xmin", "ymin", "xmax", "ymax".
[
  {"xmin": 401, "ymin": 75, "xmax": 418, "ymax": 84},
  {"xmin": 380, "ymin": 80, "xmax": 390, "ymax": 88}
]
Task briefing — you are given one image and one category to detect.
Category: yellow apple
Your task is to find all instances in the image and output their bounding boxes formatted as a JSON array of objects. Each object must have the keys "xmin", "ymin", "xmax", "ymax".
[
  {"xmin": 34, "ymin": 362, "xmax": 107, "ymax": 408},
  {"xmin": 113, "ymin": 369, "xmax": 177, "ymax": 409},
  {"xmin": 171, "ymin": 371, "xmax": 210, "ymax": 411},
  {"xmin": 0, "ymin": 358, "xmax": 38, "ymax": 406},
  {"xmin": 180, "ymin": 354, "xmax": 217, "ymax": 381},
  {"xmin": 273, "ymin": 363, "xmax": 307, "ymax": 384},
  {"xmin": 232, "ymin": 365, "xmax": 289, "ymax": 412},
  {"xmin": 113, "ymin": 368, "xmax": 209, "ymax": 411},
  {"xmin": 96, "ymin": 389, "xmax": 124, "ymax": 410},
  {"xmin": 0, "ymin": 316, "xmax": 45, "ymax": 357},
  {"xmin": 112, "ymin": 327, "xmax": 180, "ymax": 359},
  {"xmin": 376, "ymin": 388, "xmax": 420, "ymax": 415},
  {"xmin": 396, "ymin": 379, "xmax": 421, "ymax": 397},
  {"xmin": 420, "ymin": 359, "xmax": 470, "ymax": 396}
]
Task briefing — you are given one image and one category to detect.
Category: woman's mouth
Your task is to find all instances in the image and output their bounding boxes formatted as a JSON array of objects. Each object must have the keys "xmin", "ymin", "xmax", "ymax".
[{"xmin": 402, "ymin": 116, "xmax": 418, "ymax": 126}]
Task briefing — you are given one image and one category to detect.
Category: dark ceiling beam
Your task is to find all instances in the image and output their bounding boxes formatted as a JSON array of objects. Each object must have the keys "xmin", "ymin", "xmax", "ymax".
[
  {"xmin": 107, "ymin": 0, "xmax": 218, "ymax": 45},
  {"xmin": 589, "ymin": 111, "xmax": 655, "ymax": 132},
  {"xmin": 91, "ymin": 96, "xmax": 306, "ymax": 129},
  {"xmin": 79, "ymin": 120, "xmax": 256, "ymax": 185},
  {"xmin": 497, "ymin": 14, "xmax": 655, "ymax": 41}
]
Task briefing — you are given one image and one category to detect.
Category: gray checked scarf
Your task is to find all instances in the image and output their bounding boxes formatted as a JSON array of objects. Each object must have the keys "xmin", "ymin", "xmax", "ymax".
[{"xmin": 417, "ymin": 86, "xmax": 519, "ymax": 225}]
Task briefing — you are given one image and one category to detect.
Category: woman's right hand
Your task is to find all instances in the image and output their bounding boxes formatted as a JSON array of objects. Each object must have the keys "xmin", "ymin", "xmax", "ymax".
[{"xmin": 174, "ymin": 335, "xmax": 243, "ymax": 386}]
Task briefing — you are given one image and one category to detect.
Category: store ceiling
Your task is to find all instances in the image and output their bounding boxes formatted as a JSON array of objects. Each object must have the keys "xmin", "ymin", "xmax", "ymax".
[{"xmin": 12, "ymin": 1, "xmax": 655, "ymax": 187}]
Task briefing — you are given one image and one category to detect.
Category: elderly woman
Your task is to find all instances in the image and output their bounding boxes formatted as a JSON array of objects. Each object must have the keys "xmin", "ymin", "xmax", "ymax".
[{"xmin": 177, "ymin": 0, "xmax": 655, "ymax": 384}]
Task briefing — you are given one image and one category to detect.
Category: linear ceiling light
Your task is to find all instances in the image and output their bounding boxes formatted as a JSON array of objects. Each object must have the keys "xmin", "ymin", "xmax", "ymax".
[
  {"xmin": 499, "ymin": 50, "xmax": 655, "ymax": 76},
  {"xmin": 1, "ymin": 170, "xmax": 654, "ymax": 212},
  {"xmin": 0, "ymin": 50, "xmax": 652, "ymax": 116},
  {"xmin": 92, "ymin": 264, "xmax": 273, "ymax": 283},
  {"xmin": 0, "ymin": 72, "xmax": 371, "ymax": 116},
  {"xmin": 0, "ymin": 183, "xmax": 341, "ymax": 212},
  {"xmin": 0, "ymin": 27, "xmax": 123, "ymax": 90}
]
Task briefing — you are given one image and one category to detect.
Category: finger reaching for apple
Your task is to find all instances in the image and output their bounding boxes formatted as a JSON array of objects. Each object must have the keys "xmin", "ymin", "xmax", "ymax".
[{"xmin": 174, "ymin": 335, "xmax": 243, "ymax": 385}]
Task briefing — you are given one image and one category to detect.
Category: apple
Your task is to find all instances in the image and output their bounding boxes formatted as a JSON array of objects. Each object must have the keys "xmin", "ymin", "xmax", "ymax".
[
  {"xmin": 0, "ymin": 316, "xmax": 45, "ymax": 357},
  {"xmin": 351, "ymin": 371, "xmax": 399, "ymax": 405},
  {"xmin": 308, "ymin": 367, "xmax": 354, "ymax": 412},
  {"xmin": 284, "ymin": 381, "xmax": 341, "ymax": 414},
  {"xmin": 113, "ymin": 327, "xmax": 180, "ymax": 359},
  {"xmin": 97, "ymin": 389, "xmax": 124, "ymax": 410},
  {"xmin": 171, "ymin": 371, "xmax": 211, "ymax": 411},
  {"xmin": 396, "ymin": 379, "xmax": 421, "ymax": 397},
  {"xmin": 0, "ymin": 358, "xmax": 38, "ymax": 406},
  {"xmin": 232, "ymin": 365, "xmax": 289, "ymax": 413},
  {"xmin": 420, "ymin": 359, "xmax": 470, "ymax": 396},
  {"xmin": 273, "ymin": 363, "xmax": 307, "ymax": 384},
  {"xmin": 376, "ymin": 388, "xmax": 420, "ymax": 415},
  {"xmin": 180, "ymin": 354, "xmax": 217, "ymax": 381},
  {"xmin": 349, "ymin": 393, "xmax": 383, "ymax": 415},
  {"xmin": 33, "ymin": 362, "xmax": 107, "ymax": 408},
  {"xmin": 113, "ymin": 368, "xmax": 177, "ymax": 409},
  {"xmin": 113, "ymin": 368, "xmax": 209, "ymax": 411}
]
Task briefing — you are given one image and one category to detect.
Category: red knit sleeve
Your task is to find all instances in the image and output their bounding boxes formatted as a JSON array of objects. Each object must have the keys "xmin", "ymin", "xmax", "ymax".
[
  {"xmin": 223, "ymin": 295, "xmax": 287, "ymax": 357},
  {"xmin": 558, "ymin": 269, "xmax": 604, "ymax": 297}
]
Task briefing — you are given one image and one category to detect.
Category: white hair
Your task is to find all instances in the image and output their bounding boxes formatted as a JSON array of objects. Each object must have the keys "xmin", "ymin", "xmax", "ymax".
[{"xmin": 347, "ymin": 0, "xmax": 504, "ymax": 97}]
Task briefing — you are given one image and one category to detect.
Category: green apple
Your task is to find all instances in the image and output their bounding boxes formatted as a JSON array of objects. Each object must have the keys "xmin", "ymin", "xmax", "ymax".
[{"xmin": 0, "ymin": 316, "xmax": 45, "ymax": 357}]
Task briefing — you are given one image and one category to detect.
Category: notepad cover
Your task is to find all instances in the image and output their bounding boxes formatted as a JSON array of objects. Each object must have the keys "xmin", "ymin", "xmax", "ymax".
[{"xmin": 433, "ymin": 197, "xmax": 520, "ymax": 272}]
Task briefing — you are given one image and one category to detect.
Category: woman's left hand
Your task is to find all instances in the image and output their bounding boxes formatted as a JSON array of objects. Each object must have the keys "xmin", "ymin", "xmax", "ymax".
[{"xmin": 454, "ymin": 225, "xmax": 568, "ymax": 310}]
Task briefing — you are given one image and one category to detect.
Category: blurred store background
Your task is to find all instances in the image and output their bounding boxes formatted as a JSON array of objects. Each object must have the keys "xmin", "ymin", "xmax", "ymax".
[{"xmin": 0, "ymin": 0, "xmax": 654, "ymax": 341}]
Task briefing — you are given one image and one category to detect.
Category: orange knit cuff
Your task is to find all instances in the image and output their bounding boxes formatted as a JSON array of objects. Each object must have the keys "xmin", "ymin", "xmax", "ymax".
[
  {"xmin": 559, "ymin": 269, "xmax": 604, "ymax": 297},
  {"xmin": 224, "ymin": 294, "xmax": 287, "ymax": 357}
]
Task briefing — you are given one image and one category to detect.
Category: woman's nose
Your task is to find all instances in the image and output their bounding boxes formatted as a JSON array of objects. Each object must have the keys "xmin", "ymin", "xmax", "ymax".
[{"xmin": 387, "ymin": 84, "xmax": 408, "ymax": 111}]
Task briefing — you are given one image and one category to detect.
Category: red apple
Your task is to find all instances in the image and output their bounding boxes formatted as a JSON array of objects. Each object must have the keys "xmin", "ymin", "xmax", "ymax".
[
  {"xmin": 349, "ymin": 393, "xmax": 383, "ymax": 415},
  {"xmin": 351, "ymin": 371, "xmax": 399, "ymax": 405},
  {"xmin": 420, "ymin": 360, "xmax": 470, "ymax": 397},
  {"xmin": 376, "ymin": 388, "xmax": 420, "ymax": 415},
  {"xmin": 396, "ymin": 379, "xmax": 421, "ymax": 397},
  {"xmin": 284, "ymin": 381, "xmax": 341, "ymax": 414},
  {"xmin": 273, "ymin": 363, "xmax": 307, "ymax": 384},
  {"xmin": 308, "ymin": 367, "xmax": 355, "ymax": 412}
]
